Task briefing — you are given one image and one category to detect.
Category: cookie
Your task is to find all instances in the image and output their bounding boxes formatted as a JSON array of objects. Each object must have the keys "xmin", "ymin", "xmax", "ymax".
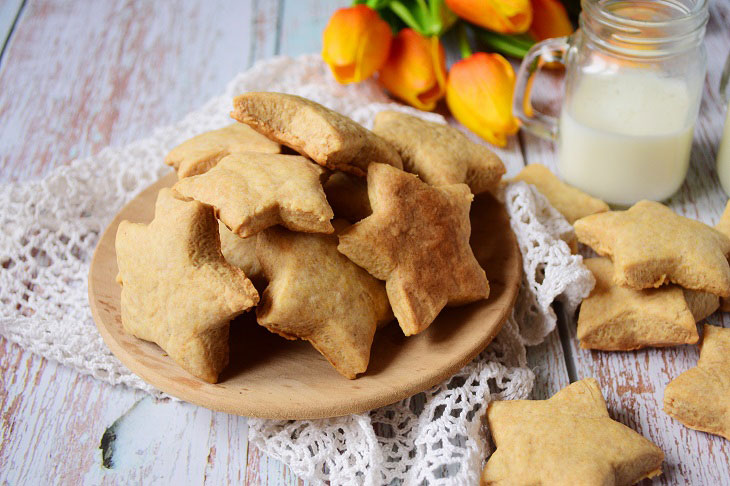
[
  {"xmin": 323, "ymin": 171, "xmax": 372, "ymax": 222},
  {"xmin": 165, "ymin": 123, "xmax": 281, "ymax": 178},
  {"xmin": 482, "ymin": 378, "xmax": 664, "ymax": 485},
  {"xmin": 574, "ymin": 200, "xmax": 730, "ymax": 296},
  {"xmin": 664, "ymin": 324, "xmax": 730, "ymax": 441},
  {"xmin": 714, "ymin": 201, "xmax": 730, "ymax": 311},
  {"xmin": 338, "ymin": 163, "xmax": 489, "ymax": 336},
  {"xmin": 256, "ymin": 223, "xmax": 392, "ymax": 379},
  {"xmin": 174, "ymin": 153, "xmax": 334, "ymax": 237},
  {"xmin": 577, "ymin": 257, "xmax": 702, "ymax": 351},
  {"xmin": 372, "ymin": 110, "xmax": 505, "ymax": 194},
  {"xmin": 115, "ymin": 188, "xmax": 259, "ymax": 383},
  {"xmin": 511, "ymin": 164, "xmax": 610, "ymax": 224},
  {"xmin": 231, "ymin": 92, "xmax": 403, "ymax": 176},
  {"xmin": 218, "ymin": 221, "xmax": 261, "ymax": 280}
]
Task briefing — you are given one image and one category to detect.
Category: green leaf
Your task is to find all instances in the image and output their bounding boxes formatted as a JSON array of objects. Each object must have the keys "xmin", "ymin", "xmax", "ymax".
[{"xmin": 473, "ymin": 27, "xmax": 535, "ymax": 59}]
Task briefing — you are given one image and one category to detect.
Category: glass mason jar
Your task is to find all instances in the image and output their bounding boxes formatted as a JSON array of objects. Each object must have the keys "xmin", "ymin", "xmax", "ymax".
[
  {"xmin": 513, "ymin": 0, "xmax": 709, "ymax": 206},
  {"xmin": 716, "ymin": 53, "xmax": 730, "ymax": 196}
]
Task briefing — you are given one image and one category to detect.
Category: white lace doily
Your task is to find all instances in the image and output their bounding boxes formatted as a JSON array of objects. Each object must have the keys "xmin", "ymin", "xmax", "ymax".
[{"xmin": 0, "ymin": 55, "xmax": 594, "ymax": 485}]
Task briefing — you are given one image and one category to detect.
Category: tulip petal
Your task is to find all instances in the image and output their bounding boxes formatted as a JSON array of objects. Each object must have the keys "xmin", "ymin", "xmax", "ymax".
[
  {"xmin": 445, "ymin": 0, "xmax": 533, "ymax": 34},
  {"xmin": 378, "ymin": 29, "xmax": 447, "ymax": 111},
  {"xmin": 529, "ymin": 0, "xmax": 573, "ymax": 41},
  {"xmin": 447, "ymin": 53, "xmax": 519, "ymax": 147},
  {"xmin": 322, "ymin": 6, "xmax": 392, "ymax": 84}
]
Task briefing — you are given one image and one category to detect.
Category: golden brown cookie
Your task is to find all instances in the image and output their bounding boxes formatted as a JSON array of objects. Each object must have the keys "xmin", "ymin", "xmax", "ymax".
[
  {"xmin": 115, "ymin": 188, "xmax": 259, "ymax": 383},
  {"xmin": 218, "ymin": 221, "xmax": 261, "ymax": 280},
  {"xmin": 165, "ymin": 123, "xmax": 281, "ymax": 178},
  {"xmin": 231, "ymin": 92, "xmax": 403, "ymax": 176},
  {"xmin": 511, "ymin": 164, "xmax": 610, "ymax": 224},
  {"xmin": 683, "ymin": 288, "xmax": 720, "ymax": 322},
  {"xmin": 338, "ymin": 163, "xmax": 489, "ymax": 336},
  {"xmin": 372, "ymin": 110, "xmax": 505, "ymax": 194},
  {"xmin": 714, "ymin": 201, "xmax": 730, "ymax": 311},
  {"xmin": 256, "ymin": 223, "xmax": 392, "ymax": 379},
  {"xmin": 174, "ymin": 153, "xmax": 334, "ymax": 238},
  {"xmin": 323, "ymin": 171, "xmax": 372, "ymax": 222},
  {"xmin": 664, "ymin": 324, "xmax": 730, "ymax": 441},
  {"xmin": 482, "ymin": 378, "xmax": 664, "ymax": 485},
  {"xmin": 577, "ymin": 258, "xmax": 700, "ymax": 351},
  {"xmin": 716, "ymin": 199, "xmax": 730, "ymax": 238},
  {"xmin": 574, "ymin": 200, "xmax": 730, "ymax": 296}
]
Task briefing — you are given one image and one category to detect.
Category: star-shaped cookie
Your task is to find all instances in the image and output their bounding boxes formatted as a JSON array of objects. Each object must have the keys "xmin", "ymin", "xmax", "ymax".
[
  {"xmin": 256, "ymin": 223, "xmax": 392, "ymax": 379},
  {"xmin": 511, "ymin": 164, "xmax": 609, "ymax": 224},
  {"xmin": 174, "ymin": 152, "xmax": 334, "ymax": 237},
  {"xmin": 372, "ymin": 110, "xmax": 505, "ymax": 194},
  {"xmin": 714, "ymin": 200, "xmax": 730, "ymax": 311},
  {"xmin": 165, "ymin": 123, "xmax": 281, "ymax": 178},
  {"xmin": 482, "ymin": 378, "xmax": 664, "ymax": 485},
  {"xmin": 115, "ymin": 188, "xmax": 259, "ymax": 383},
  {"xmin": 574, "ymin": 200, "xmax": 730, "ymax": 296},
  {"xmin": 337, "ymin": 163, "xmax": 489, "ymax": 336},
  {"xmin": 664, "ymin": 324, "xmax": 730, "ymax": 441},
  {"xmin": 231, "ymin": 92, "xmax": 403, "ymax": 176},
  {"xmin": 577, "ymin": 257, "xmax": 718, "ymax": 350}
]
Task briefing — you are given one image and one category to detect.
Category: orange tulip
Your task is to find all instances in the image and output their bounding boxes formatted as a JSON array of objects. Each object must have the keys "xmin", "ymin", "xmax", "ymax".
[
  {"xmin": 446, "ymin": 52, "xmax": 519, "ymax": 147},
  {"xmin": 529, "ymin": 0, "xmax": 573, "ymax": 41},
  {"xmin": 322, "ymin": 5, "xmax": 392, "ymax": 84},
  {"xmin": 378, "ymin": 28, "xmax": 447, "ymax": 111},
  {"xmin": 445, "ymin": 0, "xmax": 532, "ymax": 34}
]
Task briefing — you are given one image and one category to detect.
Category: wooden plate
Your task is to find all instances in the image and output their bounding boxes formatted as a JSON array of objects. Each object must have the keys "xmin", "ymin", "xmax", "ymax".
[{"xmin": 89, "ymin": 172, "xmax": 522, "ymax": 419}]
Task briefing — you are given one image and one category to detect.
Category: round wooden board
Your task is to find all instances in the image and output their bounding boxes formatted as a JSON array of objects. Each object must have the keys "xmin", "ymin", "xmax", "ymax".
[{"xmin": 89, "ymin": 171, "xmax": 522, "ymax": 419}]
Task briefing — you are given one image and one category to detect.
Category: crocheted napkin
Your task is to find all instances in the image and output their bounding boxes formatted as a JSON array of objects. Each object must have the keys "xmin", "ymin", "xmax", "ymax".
[{"xmin": 0, "ymin": 55, "xmax": 594, "ymax": 485}]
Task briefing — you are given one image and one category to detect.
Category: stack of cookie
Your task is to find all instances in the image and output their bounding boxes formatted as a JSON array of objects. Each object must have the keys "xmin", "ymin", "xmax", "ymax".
[
  {"xmin": 511, "ymin": 163, "xmax": 730, "ymax": 444},
  {"xmin": 115, "ymin": 93, "xmax": 505, "ymax": 384}
]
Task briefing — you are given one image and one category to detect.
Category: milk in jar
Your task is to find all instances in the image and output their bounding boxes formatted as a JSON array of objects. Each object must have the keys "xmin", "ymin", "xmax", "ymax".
[{"xmin": 557, "ymin": 71, "xmax": 695, "ymax": 206}]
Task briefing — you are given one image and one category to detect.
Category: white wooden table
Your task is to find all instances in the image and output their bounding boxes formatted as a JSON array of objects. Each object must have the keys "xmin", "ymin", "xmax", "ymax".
[{"xmin": 0, "ymin": 1, "xmax": 728, "ymax": 484}]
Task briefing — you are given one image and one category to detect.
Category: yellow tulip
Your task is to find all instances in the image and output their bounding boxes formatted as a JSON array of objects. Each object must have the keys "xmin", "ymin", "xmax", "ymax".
[
  {"xmin": 529, "ymin": 0, "xmax": 574, "ymax": 41},
  {"xmin": 446, "ymin": 52, "xmax": 519, "ymax": 147},
  {"xmin": 378, "ymin": 28, "xmax": 447, "ymax": 111},
  {"xmin": 445, "ymin": 0, "xmax": 532, "ymax": 34},
  {"xmin": 322, "ymin": 5, "xmax": 392, "ymax": 84}
]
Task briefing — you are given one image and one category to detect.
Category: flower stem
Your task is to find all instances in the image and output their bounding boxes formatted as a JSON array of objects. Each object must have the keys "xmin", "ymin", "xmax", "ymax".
[
  {"xmin": 389, "ymin": 1, "xmax": 424, "ymax": 33},
  {"xmin": 457, "ymin": 23, "xmax": 472, "ymax": 59},
  {"xmin": 474, "ymin": 28, "xmax": 533, "ymax": 58}
]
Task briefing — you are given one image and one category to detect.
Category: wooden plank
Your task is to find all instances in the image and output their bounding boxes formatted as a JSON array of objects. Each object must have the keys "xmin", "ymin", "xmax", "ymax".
[
  {"xmin": 0, "ymin": 0, "xmax": 255, "ymax": 182},
  {"xmin": 278, "ymin": 0, "xmax": 347, "ymax": 57},
  {"xmin": 0, "ymin": 0, "xmax": 23, "ymax": 58},
  {"xmin": 519, "ymin": 4, "xmax": 730, "ymax": 484},
  {"xmin": 249, "ymin": 0, "xmax": 282, "ymax": 64}
]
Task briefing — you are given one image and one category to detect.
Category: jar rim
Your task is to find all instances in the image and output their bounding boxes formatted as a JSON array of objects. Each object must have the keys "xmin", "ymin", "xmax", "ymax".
[
  {"xmin": 582, "ymin": 0, "xmax": 708, "ymax": 31},
  {"xmin": 579, "ymin": 0, "xmax": 709, "ymax": 58}
]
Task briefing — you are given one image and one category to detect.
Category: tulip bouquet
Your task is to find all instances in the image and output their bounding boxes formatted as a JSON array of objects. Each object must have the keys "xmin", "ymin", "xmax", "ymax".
[{"xmin": 322, "ymin": 0, "xmax": 576, "ymax": 146}]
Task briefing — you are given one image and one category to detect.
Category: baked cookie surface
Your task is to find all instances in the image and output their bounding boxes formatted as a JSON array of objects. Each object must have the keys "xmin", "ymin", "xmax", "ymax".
[
  {"xmin": 574, "ymin": 200, "xmax": 730, "ymax": 296},
  {"xmin": 231, "ymin": 92, "xmax": 403, "ymax": 176},
  {"xmin": 174, "ymin": 152, "xmax": 334, "ymax": 237},
  {"xmin": 256, "ymin": 223, "xmax": 392, "ymax": 379},
  {"xmin": 511, "ymin": 163, "xmax": 609, "ymax": 224},
  {"xmin": 115, "ymin": 188, "xmax": 259, "ymax": 383},
  {"xmin": 165, "ymin": 123, "xmax": 281, "ymax": 178},
  {"xmin": 664, "ymin": 324, "xmax": 730, "ymax": 441},
  {"xmin": 578, "ymin": 257, "xmax": 702, "ymax": 351},
  {"xmin": 338, "ymin": 163, "xmax": 489, "ymax": 336},
  {"xmin": 482, "ymin": 378, "xmax": 664, "ymax": 485},
  {"xmin": 372, "ymin": 110, "xmax": 505, "ymax": 194}
]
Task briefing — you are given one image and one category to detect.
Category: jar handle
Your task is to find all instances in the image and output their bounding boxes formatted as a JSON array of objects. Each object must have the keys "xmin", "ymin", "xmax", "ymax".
[{"xmin": 513, "ymin": 36, "xmax": 570, "ymax": 141}]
